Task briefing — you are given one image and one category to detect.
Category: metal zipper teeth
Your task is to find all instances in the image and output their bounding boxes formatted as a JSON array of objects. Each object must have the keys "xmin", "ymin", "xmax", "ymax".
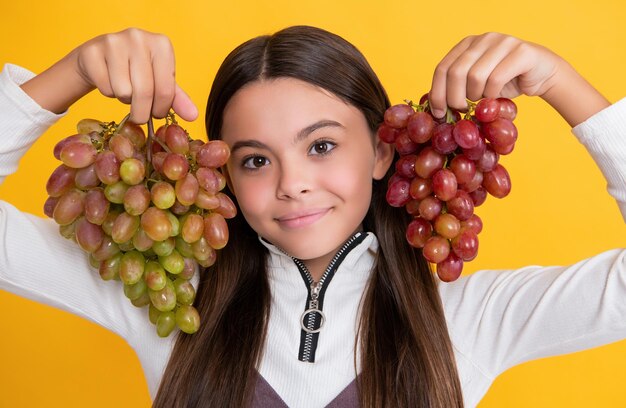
[{"xmin": 292, "ymin": 232, "xmax": 364, "ymax": 362}]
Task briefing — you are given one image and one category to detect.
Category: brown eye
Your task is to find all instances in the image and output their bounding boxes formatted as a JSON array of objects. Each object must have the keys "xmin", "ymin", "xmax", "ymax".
[
  {"xmin": 309, "ymin": 141, "xmax": 336, "ymax": 156},
  {"xmin": 243, "ymin": 156, "xmax": 269, "ymax": 169}
]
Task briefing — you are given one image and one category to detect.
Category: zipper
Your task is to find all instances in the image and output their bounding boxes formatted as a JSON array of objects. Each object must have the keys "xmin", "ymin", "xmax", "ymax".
[{"xmin": 278, "ymin": 232, "xmax": 367, "ymax": 363}]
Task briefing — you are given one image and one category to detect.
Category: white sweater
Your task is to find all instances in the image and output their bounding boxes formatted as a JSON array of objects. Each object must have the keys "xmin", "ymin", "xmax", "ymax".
[{"xmin": 1, "ymin": 63, "xmax": 626, "ymax": 408}]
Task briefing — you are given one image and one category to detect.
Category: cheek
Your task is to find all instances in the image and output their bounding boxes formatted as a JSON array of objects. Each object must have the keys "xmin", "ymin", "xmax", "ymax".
[{"xmin": 230, "ymin": 175, "xmax": 274, "ymax": 224}]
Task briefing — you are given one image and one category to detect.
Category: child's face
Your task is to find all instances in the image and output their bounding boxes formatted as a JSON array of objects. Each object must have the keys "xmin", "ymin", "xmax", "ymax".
[{"xmin": 220, "ymin": 77, "xmax": 392, "ymax": 264}]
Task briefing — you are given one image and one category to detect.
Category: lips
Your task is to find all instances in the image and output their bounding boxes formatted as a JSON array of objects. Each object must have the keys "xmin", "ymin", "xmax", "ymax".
[{"xmin": 275, "ymin": 208, "xmax": 331, "ymax": 229}]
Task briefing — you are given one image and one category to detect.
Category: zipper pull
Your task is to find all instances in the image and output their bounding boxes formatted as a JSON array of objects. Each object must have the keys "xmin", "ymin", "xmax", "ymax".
[{"xmin": 300, "ymin": 281, "xmax": 326, "ymax": 334}]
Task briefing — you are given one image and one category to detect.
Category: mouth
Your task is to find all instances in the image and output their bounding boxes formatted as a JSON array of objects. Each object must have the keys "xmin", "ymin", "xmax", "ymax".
[{"xmin": 275, "ymin": 208, "xmax": 332, "ymax": 229}]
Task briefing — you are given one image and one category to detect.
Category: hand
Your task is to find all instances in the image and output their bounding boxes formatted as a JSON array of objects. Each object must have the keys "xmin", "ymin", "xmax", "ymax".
[
  {"xmin": 21, "ymin": 27, "xmax": 198, "ymax": 124},
  {"xmin": 427, "ymin": 32, "xmax": 610, "ymax": 126},
  {"xmin": 428, "ymin": 32, "xmax": 562, "ymax": 118}
]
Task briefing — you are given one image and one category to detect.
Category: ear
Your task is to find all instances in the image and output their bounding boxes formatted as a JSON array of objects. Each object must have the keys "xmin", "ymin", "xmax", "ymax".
[{"xmin": 372, "ymin": 135, "xmax": 395, "ymax": 180}]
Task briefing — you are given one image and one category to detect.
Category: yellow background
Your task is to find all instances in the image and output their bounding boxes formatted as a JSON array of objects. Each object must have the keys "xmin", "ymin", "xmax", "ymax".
[{"xmin": 1, "ymin": 0, "xmax": 625, "ymax": 406}]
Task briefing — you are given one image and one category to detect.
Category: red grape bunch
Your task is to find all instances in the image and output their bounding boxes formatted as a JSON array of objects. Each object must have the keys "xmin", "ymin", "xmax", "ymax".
[
  {"xmin": 380, "ymin": 95, "xmax": 518, "ymax": 282},
  {"xmin": 43, "ymin": 113, "xmax": 235, "ymax": 337}
]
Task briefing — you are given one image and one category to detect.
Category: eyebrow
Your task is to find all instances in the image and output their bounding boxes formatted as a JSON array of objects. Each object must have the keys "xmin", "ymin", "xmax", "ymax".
[{"xmin": 229, "ymin": 119, "xmax": 345, "ymax": 154}]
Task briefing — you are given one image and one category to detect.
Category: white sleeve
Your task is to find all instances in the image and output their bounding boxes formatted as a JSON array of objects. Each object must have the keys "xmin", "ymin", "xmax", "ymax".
[
  {"xmin": 439, "ymin": 97, "xmax": 626, "ymax": 378},
  {"xmin": 0, "ymin": 63, "xmax": 148, "ymax": 341}
]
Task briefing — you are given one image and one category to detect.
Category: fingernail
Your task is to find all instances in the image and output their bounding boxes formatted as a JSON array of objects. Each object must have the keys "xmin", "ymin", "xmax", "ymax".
[{"xmin": 432, "ymin": 109, "xmax": 444, "ymax": 118}]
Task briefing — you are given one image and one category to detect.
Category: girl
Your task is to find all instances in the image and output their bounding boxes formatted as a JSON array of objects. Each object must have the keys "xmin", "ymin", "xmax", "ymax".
[{"xmin": 1, "ymin": 26, "xmax": 625, "ymax": 407}]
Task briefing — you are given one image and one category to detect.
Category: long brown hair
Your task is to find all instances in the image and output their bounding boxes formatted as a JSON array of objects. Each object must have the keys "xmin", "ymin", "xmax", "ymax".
[{"xmin": 154, "ymin": 25, "xmax": 464, "ymax": 407}]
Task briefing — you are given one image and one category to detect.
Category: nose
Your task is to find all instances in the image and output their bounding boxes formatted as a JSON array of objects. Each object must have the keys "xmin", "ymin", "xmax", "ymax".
[{"xmin": 276, "ymin": 158, "xmax": 312, "ymax": 199}]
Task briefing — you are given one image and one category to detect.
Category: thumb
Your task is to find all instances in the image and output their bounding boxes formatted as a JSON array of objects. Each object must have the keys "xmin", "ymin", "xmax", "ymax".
[{"xmin": 171, "ymin": 84, "xmax": 199, "ymax": 122}]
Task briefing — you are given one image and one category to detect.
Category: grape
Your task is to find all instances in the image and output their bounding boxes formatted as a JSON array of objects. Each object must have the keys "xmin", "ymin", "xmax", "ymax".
[
  {"xmin": 384, "ymin": 103, "xmax": 414, "ymax": 128},
  {"xmin": 482, "ymin": 118, "xmax": 517, "ymax": 151},
  {"xmin": 379, "ymin": 95, "xmax": 520, "ymax": 282},
  {"xmin": 386, "ymin": 178, "xmax": 411, "ymax": 207},
  {"xmin": 483, "ymin": 164, "xmax": 511, "ymax": 198},
  {"xmin": 165, "ymin": 124, "xmax": 190, "ymax": 154},
  {"xmin": 196, "ymin": 167, "xmax": 226, "ymax": 194},
  {"xmin": 149, "ymin": 278, "xmax": 177, "ymax": 312},
  {"xmin": 181, "ymin": 213, "xmax": 204, "ymax": 243},
  {"xmin": 156, "ymin": 311, "xmax": 177, "ymax": 337},
  {"xmin": 449, "ymin": 155, "xmax": 476, "ymax": 185},
  {"xmin": 418, "ymin": 195, "xmax": 442, "ymax": 221},
  {"xmin": 77, "ymin": 118, "xmax": 104, "ymax": 135},
  {"xmin": 99, "ymin": 252, "xmax": 122, "ymax": 281},
  {"xmin": 469, "ymin": 187, "xmax": 487, "ymax": 207},
  {"xmin": 406, "ymin": 217, "xmax": 433, "ymax": 248},
  {"xmin": 213, "ymin": 193, "xmax": 237, "ymax": 219},
  {"xmin": 203, "ymin": 213, "xmax": 229, "ymax": 250},
  {"xmin": 144, "ymin": 261, "xmax": 167, "ymax": 291},
  {"xmin": 173, "ymin": 278, "xmax": 196, "ymax": 305},
  {"xmin": 54, "ymin": 134, "xmax": 91, "ymax": 160},
  {"xmin": 195, "ymin": 189, "xmax": 220, "ymax": 210},
  {"xmin": 120, "ymin": 250, "xmax": 145, "ymax": 285},
  {"xmin": 124, "ymin": 279, "xmax": 148, "ymax": 301},
  {"xmin": 46, "ymin": 164, "xmax": 77, "ymax": 197},
  {"xmin": 104, "ymin": 180, "xmax": 130, "ymax": 204},
  {"xmin": 415, "ymin": 147, "xmax": 444, "ymax": 178},
  {"xmin": 60, "ymin": 141, "xmax": 98, "ymax": 168},
  {"xmin": 132, "ymin": 227, "xmax": 155, "ymax": 252},
  {"xmin": 119, "ymin": 158, "xmax": 145, "ymax": 185},
  {"xmin": 409, "ymin": 177, "xmax": 432, "ymax": 201},
  {"xmin": 74, "ymin": 217, "xmax": 104, "ymax": 253},
  {"xmin": 141, "ymin": 207, "xmax": 172, "ymax": 241},
  {"xmin": 95, "ymin": 151, "xmax": 121, "ymax": 185},
  {"xmin": 451, "ymin": 229, "xmax": 479, "ymax": 261},
  {"xmin": 53, "ymin": 189, "xmax": 85, "ymax": 225},
  {"xmin": 394, "ymin": 130, "xmax": 419, "ymax": 156},
  {"xmin": 432, "ymin": 169, "xmax": 457, "ymax": 201},
  {"xmin": 436, "ymin": 253, "xmax": 463, "ymax": 282},
  {"xmin": 153, "ymin": 237, "xmax": 176, "ymax": 257},
  {"xmin": 460, "ymin": 214, "xmax": 483, "ymax": 235},
  {"xmin": 431, "ymin": 123, "xmax": 457, "ymax": 155},
  {"xmin": 175, "ymin": 173, "xmax": 200, "ymax": 206},
  {"xmin": 162, "ymin": 153, "xmax": 189, "ymax": 181},
  {"xmin": 46, "ymin": 113, "xmax": 234, "ymax": 336},
  {"xmin": 497, "ymin": 97, "xmax": 517, "ymax": 120},
  {"xmin": 43, "ymin": 196, "xmax": 59, "ymax": 218},
  {"xmin": 151, "ymin": 181, "xmax": 176, "ymax": 209},
  {"xmin": 118, "ymin": 122, "xmax": 146, "ymax": 149},
  {"xmin": 92, "ymin": 236, "xmax": 120, "ymax": 262},
  {"xmin": 123, "ymin": 184, "xmax": 151, "ymax": 216},
  {"xmin": 434, "ymin": 213, "xmax": 461, "ymax": 240},
  {"xmin": 452, "ymin": 119, "xmax": 480, "ymax": 149},
  {"xmin": 109, "ymin": 134, "xmax": 135, "ymax": 161},
  {"xmin": 196, "ymin": 140, "xmax": 231, "ymax": 168},
  {"xmin": 111, "ymin": 211, "xmax": 140, "ymax": 244},
  {"xmin": 446, "ymin": 190, "xmax": 474, "ymax": 221},
  {"xmin": 407, "ymin": 111, "xmax": 435, "ymax": 143},
  {"xmin": 476, "ymin": 145, "xmax": 499, "ymax": 172},
  {"xmin": 422, "ymin": 235, "xmax": 450, "ymax": 264},
  {"xmin": 395, "ymin": 155, "xmax": 417, "ymax": 178},
  {"xmin": 474, "ymin": 98, "xmax": 499, "ymax": 123},
  {"xmin": 75, "ymin": 163, "xmax": 100, "ymax": 189},
  {"xmin": 176, "ymin": 305, "xmax": 200, "ymax": 334},
  {"xmin": 377, "ymin": 124, "xmax": 400, "ymax": 143}
]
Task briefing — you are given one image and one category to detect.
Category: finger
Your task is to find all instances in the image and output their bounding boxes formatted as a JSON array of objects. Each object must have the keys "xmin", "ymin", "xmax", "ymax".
[
  {"xmin": 484, "ymin": 44, "xmax": 534, "ymax": 99},
  {"xmin": 172, "ymin": 84, "xmax": 199, "ymax": 122},
  {"xmin": 150, "ymin": 37, "xmax": 177, "ymax": 119},
  {"xmin": 466, "ymin": 36, "xmax": 520, "ymax": 101},
  {"xmin": 128, "ymin": 51, "xmax": 155, "ymax": 124},
  {"xmin": 430, "ymin": 36, "xmax": 475, "ymax": 118},
  {"xmin": 79, "ymin": 45, "xmax": 115, "ymax": 98},
  {"xmin": 105, "ymin": 50, "xmax": 133, "ymax": 105}
]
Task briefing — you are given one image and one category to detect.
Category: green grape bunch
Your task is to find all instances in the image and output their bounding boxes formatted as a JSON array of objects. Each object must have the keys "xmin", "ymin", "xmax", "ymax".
[{"xmin": 43, "ymin": 112, "xmax": 234, "ymax": 337}]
